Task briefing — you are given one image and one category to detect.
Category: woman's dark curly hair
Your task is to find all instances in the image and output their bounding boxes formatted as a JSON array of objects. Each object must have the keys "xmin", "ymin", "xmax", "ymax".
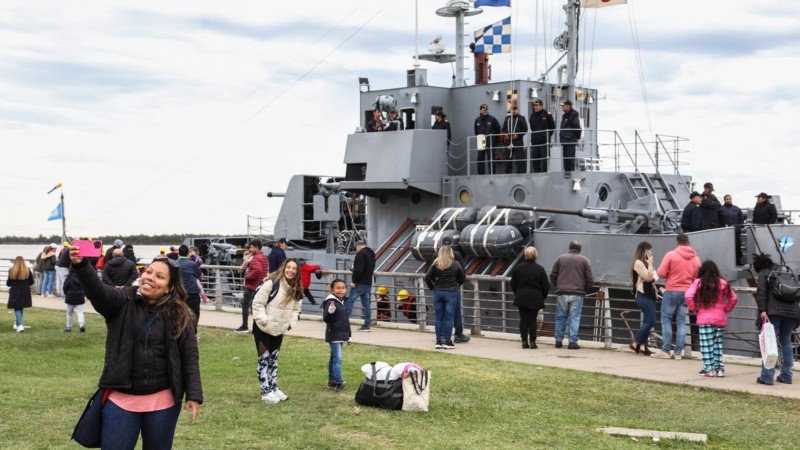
[
  {"xmin": 148, "ymin": 258, "xmax": 196, "ymax": 339},
  {"xmin": 752, "ymin": 253, "xmax": 775, "ymax": 273},
  {"xmin": 695, "ymin": 260, "xmax": 728, "ymax": 309}
]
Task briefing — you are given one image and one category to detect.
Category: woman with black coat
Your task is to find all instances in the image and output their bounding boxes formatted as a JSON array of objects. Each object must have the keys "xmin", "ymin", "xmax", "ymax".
[
  {"xmin": 510, "ymin": 247, "xmax": 550, "ymax": 348},
  {"xmin": 70, "ymin": 246, "xmax": 202, "ymax": 449},
  {"xmin": 6, "ymin": 256, "xmax": 34, "ymax": 332},
  {"xmin": 754, "ymin": 253, "xmax": 800, "ymax": 385}
]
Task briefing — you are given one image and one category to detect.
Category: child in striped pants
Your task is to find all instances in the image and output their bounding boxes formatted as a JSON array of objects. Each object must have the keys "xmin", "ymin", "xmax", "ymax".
[{"xmin": 685, "ymin": 260, "xmax": 737, "ymax": 377}]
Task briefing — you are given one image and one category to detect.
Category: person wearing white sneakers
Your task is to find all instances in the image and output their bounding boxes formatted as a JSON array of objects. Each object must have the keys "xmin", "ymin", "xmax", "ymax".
[
  {"xmin": 252, "ymin": 259, "xmax": 306, "ymax": 404},
  {"xmin": 6, "ymin": 256, "xmax": 33, "ymax": 332}
]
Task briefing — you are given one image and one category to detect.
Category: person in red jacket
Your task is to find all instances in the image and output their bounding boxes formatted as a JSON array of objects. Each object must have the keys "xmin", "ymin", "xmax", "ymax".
[
  {"xmin": 236, "ymin": 240, "xmax": 268, "ymax": 333},
  {"xmin": 298, "ymin": 259, "xmax": 320, "ymax": 306}
]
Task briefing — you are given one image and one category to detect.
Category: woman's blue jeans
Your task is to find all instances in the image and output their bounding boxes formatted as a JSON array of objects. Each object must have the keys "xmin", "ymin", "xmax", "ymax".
[
  {"xmin": 760, "ymin": 315, "xmax": 798, "ymax": 384},
  {"xmin": 634, "ymin": 292, "xmax": 657, "ymax": 346},
  {"xmin": 42, "ymin": 270, "xmax": 56, "ymax": 295},
  {"xmin": 328, "ymin": 342, "xmax": 343, "ymax": 385},
  {"xmin": 102, "ymin": 399, "xmax": 181, "ymax": 450},
  {"xmin": 433, "ymin": 290, "xmax": 458, "ymax": 342}
]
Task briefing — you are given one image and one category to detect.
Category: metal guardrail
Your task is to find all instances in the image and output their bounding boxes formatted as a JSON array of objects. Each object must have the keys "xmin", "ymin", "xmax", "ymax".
[
  {"xmin": 462, "ymin": 129, "xmax": 690, "ymax": 176},
  {"xmin": 2, "ymin": 260, "xmax": 795, "ymax": 362},
  {"xmin": 196, "ymin": 265, "xmax": 793, "ymax": 361}
]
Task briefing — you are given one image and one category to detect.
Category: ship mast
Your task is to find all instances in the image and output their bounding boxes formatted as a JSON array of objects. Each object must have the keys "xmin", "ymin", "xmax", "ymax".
[
  {"xmin": 564, "ymin": 0, "xmax": 579, "ymax": 102},
  {"xmin": 436, "ymin": 1, "xmax": 481, "ymax": 87}
]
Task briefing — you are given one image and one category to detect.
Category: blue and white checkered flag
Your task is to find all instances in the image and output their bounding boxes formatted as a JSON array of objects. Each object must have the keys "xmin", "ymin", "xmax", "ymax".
[{"xmin": 473, "ymin": 16, "xmax": 511, "ymax": 55}]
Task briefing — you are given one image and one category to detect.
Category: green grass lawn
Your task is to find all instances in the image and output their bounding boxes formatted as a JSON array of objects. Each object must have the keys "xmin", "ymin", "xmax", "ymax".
[{"xmin": 2, "ymin": 308, "xmax": 800, "ymax": 449}]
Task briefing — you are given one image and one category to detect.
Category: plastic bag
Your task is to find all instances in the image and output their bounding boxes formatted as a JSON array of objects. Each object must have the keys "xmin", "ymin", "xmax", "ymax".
[{"xmin": 759, "ymin": 318, "xmax": 779, "ymax": 368}]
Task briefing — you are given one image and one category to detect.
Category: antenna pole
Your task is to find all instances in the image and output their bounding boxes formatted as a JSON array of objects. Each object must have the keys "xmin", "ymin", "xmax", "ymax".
[
  {"xmin": 414, "ymin": 0, "xmax": 420, "ymax": 68},
  {"xmin": 565, "ymin": 0, "xmax": 578, "ymax": 101},
  {"xmin": 60, "ymin": 190, "xmax": 67, "ymax": 243}
]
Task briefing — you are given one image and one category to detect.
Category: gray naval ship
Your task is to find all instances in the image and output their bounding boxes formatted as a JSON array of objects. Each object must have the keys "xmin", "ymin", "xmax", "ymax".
[{"xmin": 266, "ymin": 0, "xmax": 800, "ymax": 356}]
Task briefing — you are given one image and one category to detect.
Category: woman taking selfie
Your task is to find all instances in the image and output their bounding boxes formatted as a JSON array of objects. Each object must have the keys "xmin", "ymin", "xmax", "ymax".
[{"xmin": 70, "ymin": 246, "xmax": 202, "ymax": 449}]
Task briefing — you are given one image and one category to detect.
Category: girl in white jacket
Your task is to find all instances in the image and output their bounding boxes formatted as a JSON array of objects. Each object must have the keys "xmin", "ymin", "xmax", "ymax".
[{"xmin": 252, "ymin": 259, "xmax": 305, "ymax": 404}]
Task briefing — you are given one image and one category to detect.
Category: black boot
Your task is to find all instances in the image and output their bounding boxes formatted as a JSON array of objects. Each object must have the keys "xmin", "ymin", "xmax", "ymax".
[
  {"xmin": 522, "ymin": 339, "xmax": 530, "ymax": 349},
  {"xmin": 530, "ymin": 341, "xmax": 537, "ymax": 349}
]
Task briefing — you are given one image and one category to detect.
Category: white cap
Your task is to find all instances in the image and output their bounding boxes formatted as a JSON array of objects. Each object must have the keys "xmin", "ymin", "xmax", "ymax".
[{"xmin": 50, "ymin": 243, "xmax": 58, "ymax": 249}]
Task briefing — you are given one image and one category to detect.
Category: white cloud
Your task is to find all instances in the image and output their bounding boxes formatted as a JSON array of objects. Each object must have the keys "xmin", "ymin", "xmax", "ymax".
[{"xmin": 1, "ymin": 0, "xmax": 799, "ymax": 237}]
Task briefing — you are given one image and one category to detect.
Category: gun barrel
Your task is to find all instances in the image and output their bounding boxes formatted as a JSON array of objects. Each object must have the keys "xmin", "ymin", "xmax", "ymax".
[{"xmin": 267, "ymin": 192, "xmax": 286, "ymax": 198}]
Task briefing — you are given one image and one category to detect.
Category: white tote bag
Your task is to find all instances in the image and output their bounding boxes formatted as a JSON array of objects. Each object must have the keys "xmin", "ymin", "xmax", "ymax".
[
  {"xmin": 759, "ymin": 317, "xmax": 779, "ymax": 368},
  {"xmin": 401, "ymin": 370, "xmax": 431, "ymax": 412}
]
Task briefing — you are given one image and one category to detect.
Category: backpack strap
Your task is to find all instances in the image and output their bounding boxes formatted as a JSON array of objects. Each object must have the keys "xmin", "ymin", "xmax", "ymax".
[{"xmin": 268, "ymin": 282, "xmax": 280, "ymax": 303}]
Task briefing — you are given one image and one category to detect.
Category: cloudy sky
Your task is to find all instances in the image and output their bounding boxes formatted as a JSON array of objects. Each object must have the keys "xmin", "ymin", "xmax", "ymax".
[{"xmin": 2, "ymin": 0, "xmax": 799, "ymax": 238}]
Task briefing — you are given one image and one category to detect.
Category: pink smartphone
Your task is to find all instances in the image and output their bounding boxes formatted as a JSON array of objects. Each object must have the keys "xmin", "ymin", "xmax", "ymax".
[{"xmin": 74, "ymin": 239, "xmax": 103, "ymax": 258}]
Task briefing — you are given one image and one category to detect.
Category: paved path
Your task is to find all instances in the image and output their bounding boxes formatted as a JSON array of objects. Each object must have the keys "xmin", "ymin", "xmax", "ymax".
[{"xmin": 4, "ymin": 292, "xmax": 799, "ymax": 400}]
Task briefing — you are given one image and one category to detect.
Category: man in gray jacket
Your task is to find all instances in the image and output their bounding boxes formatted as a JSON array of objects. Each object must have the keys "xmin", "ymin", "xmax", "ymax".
[{"xmin": 549, "ymin": 241, "xmax": 595, "ymax": 349}]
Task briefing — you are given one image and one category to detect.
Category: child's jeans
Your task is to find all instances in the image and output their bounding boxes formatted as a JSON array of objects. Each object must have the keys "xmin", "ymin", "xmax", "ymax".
[{"xmin": 328, "ymin": 342, "xmax": 343, "ymax": 385}]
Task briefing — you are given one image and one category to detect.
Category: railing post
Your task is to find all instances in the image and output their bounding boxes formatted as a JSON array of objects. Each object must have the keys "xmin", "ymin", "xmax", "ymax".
[
  {"xmin": 213, "ymin": 267, "xmax": 224, "ymax": 311},
  {"xmin": 466, "ymin": 136, "xmax": 472, "ymax": 176},
  {"xmin": 471, "ymin": 280, "xmax": 482, "ymax": 336},
  {"xmin": 416, "ymin": 277, "xmax": 426, "ymax": 331},
  {"xmin": 600, "ymin": 287, "xmax": 612, "ymax": 349}
]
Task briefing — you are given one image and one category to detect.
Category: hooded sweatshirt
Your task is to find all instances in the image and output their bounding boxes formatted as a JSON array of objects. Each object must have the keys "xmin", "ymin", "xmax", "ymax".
[{"xmin": 656, "ymin": 245, "xmax": 701, "ymax": 291}]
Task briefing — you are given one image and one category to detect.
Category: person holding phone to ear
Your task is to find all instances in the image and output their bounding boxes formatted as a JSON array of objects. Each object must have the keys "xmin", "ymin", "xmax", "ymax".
[
  {"xmin": 69, "ymin": 245, "xmax": 202, "ymax": 449},
  {"xmin": 630, "ymin": 241, "xmax": 658, "ymax": 356}
]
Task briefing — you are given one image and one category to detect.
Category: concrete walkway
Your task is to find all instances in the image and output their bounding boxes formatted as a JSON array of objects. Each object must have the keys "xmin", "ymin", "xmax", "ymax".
[{"xmin": 4, "ymin": 292, "xmax": 799, "ymax": 401}]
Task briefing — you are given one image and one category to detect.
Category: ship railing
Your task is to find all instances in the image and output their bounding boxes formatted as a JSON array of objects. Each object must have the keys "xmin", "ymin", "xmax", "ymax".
[
  {"xmin": 2, "ymin": 260, "xmax": 789, "ymax": 362},
  {"xmin": 463, "ymin": 130, "xmax": 690, "ymax": 177},
  {"xmin": 165, "ymin": 264, "xmax": 796, "ymax": 362}
]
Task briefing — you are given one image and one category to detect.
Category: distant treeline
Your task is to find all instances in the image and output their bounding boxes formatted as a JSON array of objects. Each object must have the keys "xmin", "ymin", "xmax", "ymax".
[{"xmin": 0, "ymin": 234, "xmax": 235, "ymax": 245}]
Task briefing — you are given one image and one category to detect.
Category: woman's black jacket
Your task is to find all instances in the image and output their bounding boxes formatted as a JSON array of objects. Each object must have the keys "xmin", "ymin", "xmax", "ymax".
[
  {"xmin": 510, "ymin": 260, "xmax": 550, "ymax": 310},
  {"xmin": 74, "ymin": 259, "xmax": 203, "ymax": 404}
]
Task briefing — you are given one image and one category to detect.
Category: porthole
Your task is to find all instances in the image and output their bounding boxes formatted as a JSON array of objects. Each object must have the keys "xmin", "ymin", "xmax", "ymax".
[
  {"xmin": 411, "ymin": 192, "xmax": 422, "ymax": 204},
  {"xmin": 597, "ymin": 184, "xmax": 610, "ymax": 202},
  {"xmin": 379, "ymin": 193, "xmax": 389, "ymax": 205},
  {"xmin": 669, "ymin": 184, "xmax": 676, "ymax": 194},
  {"xmin": 513, "ymin": 187, "xmax": 526, "ymax": 203},
  {"xmin": 458, "ymin": 188, "xmax": 471, "ymax": 205}
]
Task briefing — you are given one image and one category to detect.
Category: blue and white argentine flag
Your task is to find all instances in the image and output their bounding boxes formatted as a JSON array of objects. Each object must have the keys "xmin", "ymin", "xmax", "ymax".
[
  {"xmin": 473, "ymin": 16, "xmax": 511, "ymax": 55},
  {"xmin": 47, "ymin": 202, "xmax": 63, "ymax": 221}
]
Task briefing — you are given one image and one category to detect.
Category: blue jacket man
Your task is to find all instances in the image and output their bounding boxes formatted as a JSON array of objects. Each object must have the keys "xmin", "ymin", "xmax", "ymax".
[
  {"xmin": 178, "ymin": 244, "xmax": 202, "ymax": 328},
  {"xmin": 719, "ymin": 194, "xmax": 745, "ymax": 264},
  {"xmin": 474, "ymin": 104, "xmax": 501, "ymax": 175},
  {"xmin": 529, "ymin": 99, "xmax": 556, "ymax": 173},
  {"xmin": 681, "ymin": 192, "xmax": 703, "ymax": 232},
  {"xmin": 268, "ymin": 238, "xmax": 288, "ymax": 274},
  {"xmin": 559, "ymin": 100, "xmax": 581, "ymax": 172}
]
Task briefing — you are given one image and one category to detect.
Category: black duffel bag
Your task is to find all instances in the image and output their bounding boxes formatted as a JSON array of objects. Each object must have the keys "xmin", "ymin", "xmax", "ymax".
[
  {"xmin": 355, "ymin": 362, "xmax": 403, "ymax": 410},
  {"xmin": 769, "ymin": 265, "xmax": 800, "ymax": 303}
]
